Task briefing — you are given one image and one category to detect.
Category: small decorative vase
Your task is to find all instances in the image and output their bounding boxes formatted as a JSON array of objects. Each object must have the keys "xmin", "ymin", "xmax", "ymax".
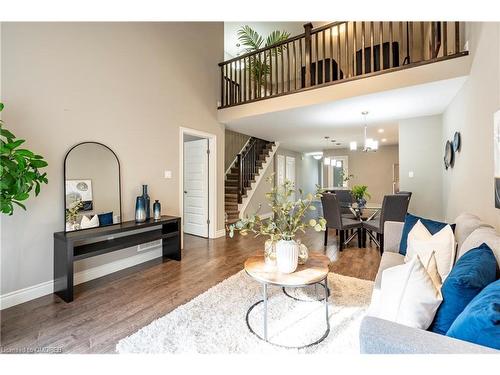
[
  {"xmin": 297, "ymin": 239, "xmax": 309, "ymax": 265},
  {"xmin": 357, "ymin": 197, "xmax": 366, "ymax": 208},
  {"xmin": 135, "ymin": 196, "xmax": 146, "ymax": 223},
  {"xmin": 142, "ymin": 185, "xmax": 151, "ymax": 220},
  {"xmin": 153, "ymin": 200, "xmax": 161, "ymax": 220},
  {"xmin": 264, "ymin": 239, "xmax": 277, "ymax": 267},
  {"xmin": 276, "ymin": 239, "xmax": 299, "ymax": 274}
]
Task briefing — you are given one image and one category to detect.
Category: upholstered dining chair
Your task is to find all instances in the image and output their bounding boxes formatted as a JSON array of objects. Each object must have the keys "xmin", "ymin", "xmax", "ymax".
[
  {"xmin": 321, "ymin": 193, "xmax": 362, "ymax": 251},
  {"xmin": 330, "ymin": 189, "xmax": 357, "ymax": 220},
  {"xmin": 362, "ymin": 194, "xmax": 411, "ymax": 254}
]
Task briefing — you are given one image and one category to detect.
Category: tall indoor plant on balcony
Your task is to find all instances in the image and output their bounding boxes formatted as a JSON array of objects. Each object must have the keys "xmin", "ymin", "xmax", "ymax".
[
  {"xmin": 237, "ymin": 26, "xmax": 291, "ymax": 96},
  {"xmin": 0, "ymin": 103, "xmax": 48, "ymax": 215},
  {"xmin": 229, "ymin": 177, "xmax": 326, "ymax": 273}
]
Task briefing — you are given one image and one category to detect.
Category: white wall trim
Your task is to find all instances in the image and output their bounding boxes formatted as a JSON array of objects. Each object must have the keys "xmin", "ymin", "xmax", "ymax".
[
  {"xmin": 215, "ymin": 229, "xmax": 226, "ymax": 238},
  {"xmin": 0, "ymin": 246, "xmax": 162, "ymax": 310},
  {"xmin": 238, "ymin": 142, "xmax": 280, "ymax": 218},
  {"xmin": 179, "ymin": 127, "xmax": 218, "ymax": 240}
]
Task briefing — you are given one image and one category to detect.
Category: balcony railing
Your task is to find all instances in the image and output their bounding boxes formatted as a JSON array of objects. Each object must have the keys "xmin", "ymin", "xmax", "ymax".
[{"xmin": 218, "ymin": 21, "xmax": 467, "ymax": 109}]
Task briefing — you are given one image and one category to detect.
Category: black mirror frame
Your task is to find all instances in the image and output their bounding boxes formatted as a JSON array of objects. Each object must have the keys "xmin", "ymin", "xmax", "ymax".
[{"xmin": 63, "ymin": 141, "xmax": 122, "ymax": 232}]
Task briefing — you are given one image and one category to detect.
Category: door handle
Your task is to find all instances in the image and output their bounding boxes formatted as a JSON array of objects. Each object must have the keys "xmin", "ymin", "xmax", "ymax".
[{"xmin": 184, "ymin": 191, "xmax": 188, "ymax": 194}]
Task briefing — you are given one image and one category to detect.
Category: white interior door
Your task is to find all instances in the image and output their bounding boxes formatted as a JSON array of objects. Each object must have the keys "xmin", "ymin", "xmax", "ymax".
[
  {"xmin": 183, "ymin": 139, "xmax": 209, "ymax": 237},
  {"xmin": 285, "ymin": 156, "xmax": 296, "ymax": 200}
]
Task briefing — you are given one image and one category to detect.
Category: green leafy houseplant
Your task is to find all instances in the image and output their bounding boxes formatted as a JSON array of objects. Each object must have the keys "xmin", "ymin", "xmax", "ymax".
[
  {"xmin": 237, "ymin": 26, "xmax": 291, "ymax": 89},
  {"xmin": 228, "ymin": 177, "xmax": 326, "ymax": 240},
  {"xmin": 351, "ymin": 185, "xmax": 371, "ymax": 201},
  {"xmin": 0, "ymin": 103, "xmax": 48, "ymax": 215}
]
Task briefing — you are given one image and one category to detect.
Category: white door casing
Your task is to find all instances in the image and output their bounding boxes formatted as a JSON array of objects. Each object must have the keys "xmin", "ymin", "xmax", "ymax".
[
  {"xmin": 183, "ymin": 139, "xmax": 209, "ymax": 237},
  {"xmin": 277, "ymin": 154, "xmax": 285, "ymax": 187},
  {"xmin": 285, "ymin": 156, "xmax": 296, "ymax": 200}
]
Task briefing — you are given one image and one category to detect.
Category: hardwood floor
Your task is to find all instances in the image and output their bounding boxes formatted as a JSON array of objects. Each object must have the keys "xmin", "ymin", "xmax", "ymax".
[{"xmin": 0, "ymin": 228, "xmax": 380, "ymax": 354}]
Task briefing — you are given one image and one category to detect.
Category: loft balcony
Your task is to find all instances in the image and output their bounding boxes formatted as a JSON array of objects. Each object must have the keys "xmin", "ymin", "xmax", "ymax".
[{"xmin": 217, "ymin": 21, "xmax": 469, "ymax": 118}]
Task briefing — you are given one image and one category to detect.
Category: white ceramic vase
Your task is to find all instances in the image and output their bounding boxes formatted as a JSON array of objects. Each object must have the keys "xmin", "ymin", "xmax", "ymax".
[{"xmin": 276, "ymin": 239, "xmax": 299, "ymax": 273}]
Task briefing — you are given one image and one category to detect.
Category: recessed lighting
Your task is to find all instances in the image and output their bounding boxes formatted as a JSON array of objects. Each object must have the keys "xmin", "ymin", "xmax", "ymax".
[
  {"xmin": 381, "ymin": 138, "xmax": 387, "ymax": 142},
  {"xmin": 378, "ymin": 129, "xmax": 384, "ymax": 133},
  {"xmin": 336, "ymin": 142, "xmax": 341, "ymax": 146},
  {"xmin": 324, "ymin": 136, "xmax": 330, "ymax": 139}
]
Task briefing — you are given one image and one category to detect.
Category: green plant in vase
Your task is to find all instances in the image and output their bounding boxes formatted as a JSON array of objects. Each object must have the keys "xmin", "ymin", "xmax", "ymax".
[
  {"xmin": 65, "ymin": 199, "xmax": 83, "ymax": 231},
  {"xmin": 228, "ymin": 176, "xmax": 326, "ymax": 273},
  {"xmin": 0, "ymin": 103, "xmax": 48, "ymax": 215},
  {"xmin": 351, "ymin": 185, "xmax": 371, "ymax": 208}
]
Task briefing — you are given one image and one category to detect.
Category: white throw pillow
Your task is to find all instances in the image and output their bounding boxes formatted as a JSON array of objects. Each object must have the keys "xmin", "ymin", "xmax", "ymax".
[
  {"xmin": 368, "ymin": 255, "xmax": 443, "ymax": 329},
  {"xmin": 80, "ymin": 214, "xmax": 99, "ymax": 229},
  {"xmin": 405, "ymin": 220, "xmax": 456, "ymax": 280}
]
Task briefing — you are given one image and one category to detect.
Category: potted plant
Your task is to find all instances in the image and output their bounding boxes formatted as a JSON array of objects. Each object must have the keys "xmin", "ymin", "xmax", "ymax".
[
  {"xmin": 228, "ymin": 177, "xmax": 326, "ymax": 273},
  {"xmin": 237, "ymin": 26, "xmax": 291, "ymax": 97},
  {"xmin": 351, "ymin": 185, "xmax": 371, "ymax": 208},
  {"xmin": 0, "ymin": 103, "xmax": 48, "ymax": 215}
]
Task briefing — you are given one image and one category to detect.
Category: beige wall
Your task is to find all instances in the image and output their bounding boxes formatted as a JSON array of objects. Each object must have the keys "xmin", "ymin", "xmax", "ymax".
[
  {"xmin": 399, "ymin": 115, "xmax": 444, "ymax": 220},
  {"xmin": 442, "ymin": 22, "xmax": 500, "ymax": 230},
  {"xmin": 224, "ymin": 129, "xmax": 250, "ymax": 171},
  {"xmin": 0, "ymin": 22, "xmax": 224, "ymax": 295},
  {"xmin": 323, "ymin": 145, "xmax": 398, "ymax": 204}
]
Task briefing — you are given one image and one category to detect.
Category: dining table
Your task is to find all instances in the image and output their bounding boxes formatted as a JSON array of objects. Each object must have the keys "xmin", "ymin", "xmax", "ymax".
[{"xmin": 339, "ymin": 202, "xmax": 383, "ymax": 247}]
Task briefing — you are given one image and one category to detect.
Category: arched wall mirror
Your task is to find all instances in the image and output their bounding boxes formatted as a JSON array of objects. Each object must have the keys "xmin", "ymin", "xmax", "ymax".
[{"xmin": 64, "ymin": 142, "xmax": 122, "ymax": 232}]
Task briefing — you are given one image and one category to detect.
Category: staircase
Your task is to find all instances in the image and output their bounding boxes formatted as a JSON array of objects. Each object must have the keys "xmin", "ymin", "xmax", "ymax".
[{"xmin": 225, "ymin": 138, "xmax": 277, "ymax": 224}]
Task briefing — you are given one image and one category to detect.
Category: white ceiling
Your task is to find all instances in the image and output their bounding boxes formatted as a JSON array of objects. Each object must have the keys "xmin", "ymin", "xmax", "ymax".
[{"xmin": 225, "ymin": 77, "xmax": 467, "ymax": 152}]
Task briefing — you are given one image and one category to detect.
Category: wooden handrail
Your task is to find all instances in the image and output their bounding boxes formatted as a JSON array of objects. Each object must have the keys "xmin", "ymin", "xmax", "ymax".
[{"xmin": 219, "ymin": 21, "xmax": 467, "ymax": 109}]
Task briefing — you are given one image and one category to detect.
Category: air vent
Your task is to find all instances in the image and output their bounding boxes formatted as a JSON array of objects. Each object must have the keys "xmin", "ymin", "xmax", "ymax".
[{"xmin": 138, "ymin": 240, "xmax": 162, "ymax": 252}]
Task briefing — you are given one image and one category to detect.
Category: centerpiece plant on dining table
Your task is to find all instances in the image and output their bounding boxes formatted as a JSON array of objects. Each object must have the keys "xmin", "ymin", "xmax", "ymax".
[
  {"xmin": 351, "ymin": 185, "xmax": 371, "ymax": 208},
  {"xmin": 228, "ymin": 176, "xmax": 326, "ymax": 273}
]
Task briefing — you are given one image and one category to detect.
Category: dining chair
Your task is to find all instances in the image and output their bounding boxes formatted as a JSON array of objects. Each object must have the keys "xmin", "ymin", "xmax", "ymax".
[
  {"xmin": 330, "ymin": 189, "xmax": 357, "ymax": 220},
  {"xmin": 362, "ymin": 194, "xmax": 411, "ymax": 254},
  {"xmin": 321, "ymin": 193, "xmax": 362, "ymax": 251},
  {"xmin": 397, "ymin": 191, "xmax": 413, "ymax": 198}
]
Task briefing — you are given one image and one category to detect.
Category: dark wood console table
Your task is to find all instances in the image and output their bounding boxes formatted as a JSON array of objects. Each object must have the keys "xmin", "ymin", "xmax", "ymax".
[{"xmin": 54, "ymin": 216, "xmax": 181, "ymax": 302}]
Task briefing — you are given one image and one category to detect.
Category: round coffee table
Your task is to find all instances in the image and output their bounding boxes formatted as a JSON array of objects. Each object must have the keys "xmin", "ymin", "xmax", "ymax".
[{"xmin": 244, "ymin": 252, "xmax": 330, "ymax": 348}]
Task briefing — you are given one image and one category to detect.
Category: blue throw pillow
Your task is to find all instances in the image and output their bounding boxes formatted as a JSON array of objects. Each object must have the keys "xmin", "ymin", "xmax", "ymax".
[
  {"xmin": 429, "ymin": 243, "xmax": 497, "ymax": 335},
  {"xmin": 399, "ymin": 213, "xmax": 455, "ymax": 255},
  {"xmin": 98, "ymin": 212, "xmax": 113, "ymax": 226},
  {"xmin": 447, "ymin": 279, "xmax": 500, "ymax": 350}
]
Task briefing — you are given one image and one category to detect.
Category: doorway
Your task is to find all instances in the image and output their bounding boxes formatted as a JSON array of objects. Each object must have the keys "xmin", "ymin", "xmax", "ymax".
[{"xmin": 180, "ymin": 127, "xmax": 217, "ymax": 239}]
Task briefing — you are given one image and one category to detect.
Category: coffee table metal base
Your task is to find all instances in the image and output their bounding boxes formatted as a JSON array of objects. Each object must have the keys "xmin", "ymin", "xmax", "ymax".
[{"xmin": 245, "ymin": 278, "xmax": 330, "ymax": 349}]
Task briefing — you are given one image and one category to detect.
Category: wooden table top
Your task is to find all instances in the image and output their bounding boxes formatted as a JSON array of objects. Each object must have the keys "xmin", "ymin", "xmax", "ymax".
[{"xmin": 244, "ymin": 252, "xmax": 330, "ymax": 287}]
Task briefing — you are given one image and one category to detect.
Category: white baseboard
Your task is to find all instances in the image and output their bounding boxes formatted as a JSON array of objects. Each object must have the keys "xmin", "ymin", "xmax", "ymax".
[
  {"xmin": 0, "ymin": 246, "xmax": 162, "ymax": 310},
  {"xmin": 214, "ymin": 229, "xmax": 226, "ymax": 238}
]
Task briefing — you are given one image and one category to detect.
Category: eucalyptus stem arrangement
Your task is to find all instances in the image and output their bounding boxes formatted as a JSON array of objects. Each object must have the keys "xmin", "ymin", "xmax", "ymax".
[
  {"xmin": 228, "ymin": 176, "xmax": 326, "ymax": 273},
  {"xmin": 228, "ymin": 176, "xmax": 326, "ymax": 241}
]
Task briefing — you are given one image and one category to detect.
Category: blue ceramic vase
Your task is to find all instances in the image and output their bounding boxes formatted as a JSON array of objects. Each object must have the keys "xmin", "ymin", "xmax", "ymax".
[
  {"xmin": 153, "ymin": 200, "xmax": 161, "ymax": 220},
  {"xmin": 142, "ymin": 185, "xmax": 151, "ymax": 220},
  {"xmin": 135, "ymin": 196, "xmax": 146, "ymax": 223}
]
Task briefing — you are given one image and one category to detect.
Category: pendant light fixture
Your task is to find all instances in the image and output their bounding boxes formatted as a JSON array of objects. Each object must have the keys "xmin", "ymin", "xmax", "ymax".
[{"xmin": 361, "ymin": 111, "xmax": 378, "ymax": 152}]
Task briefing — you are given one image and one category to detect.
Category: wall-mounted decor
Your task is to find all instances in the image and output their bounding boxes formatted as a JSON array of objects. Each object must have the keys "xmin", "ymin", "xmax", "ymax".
[
  {"xmin": 444, "ymin": 140, "xmax": 454, "ymax": 170},
  {"xmin": 494, "ymin": 111, "xmax": 500, "ymax": 209},
  {"xmin": 453, "ymin": 131, "xmax": 461, "ymax": 152},
  {"xmin": 66, "ymin": 179, "xmax": 93, "ymax": 211}
]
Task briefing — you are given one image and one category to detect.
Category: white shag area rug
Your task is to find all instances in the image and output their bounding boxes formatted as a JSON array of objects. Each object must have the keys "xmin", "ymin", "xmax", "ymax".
[{"xmin": 116, "ymin": 271, "xmax": 373, "ymax": 354}]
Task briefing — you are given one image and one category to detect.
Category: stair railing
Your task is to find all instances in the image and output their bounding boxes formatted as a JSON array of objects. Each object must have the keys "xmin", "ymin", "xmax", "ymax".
[
  {"xmin": 236, "ymin": 138, "xmax": 269, "ymax": 203},
  {"xmin": 218, "ymin": 21, "xmax": 467, "ymax": 108}
]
